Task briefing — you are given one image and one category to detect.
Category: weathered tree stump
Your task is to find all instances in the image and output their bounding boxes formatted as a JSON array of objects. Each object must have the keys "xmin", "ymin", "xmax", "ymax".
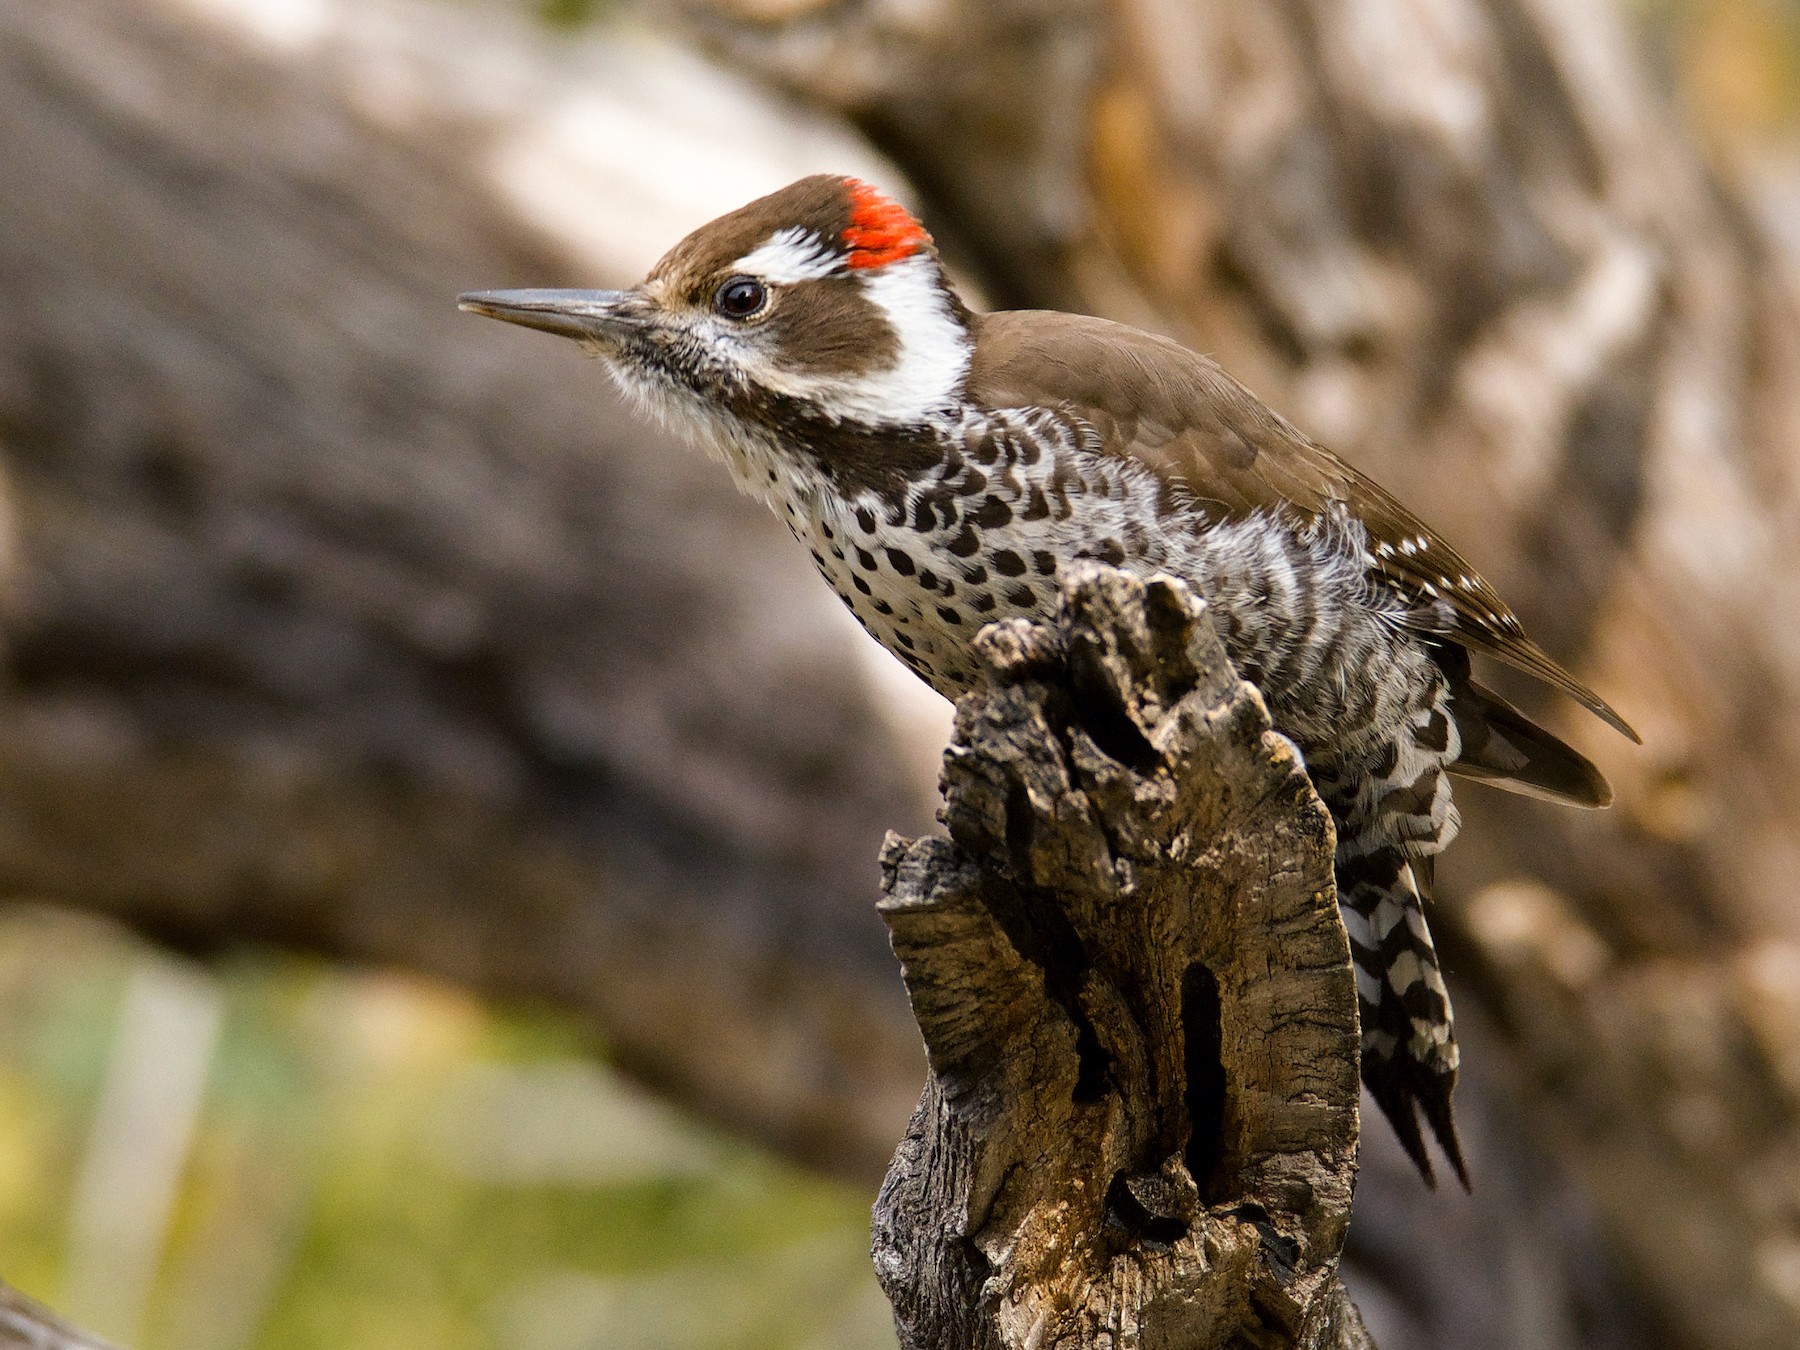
[{"xmin": 873, "ymin": 565, "xmax": 1372, "ymax": 1349}]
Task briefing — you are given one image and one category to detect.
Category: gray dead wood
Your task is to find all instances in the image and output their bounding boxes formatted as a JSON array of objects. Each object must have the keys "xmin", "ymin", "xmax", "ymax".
[{"xmin": 873, "ymin": 565, "xmax": 1373, "ymax": 1350}]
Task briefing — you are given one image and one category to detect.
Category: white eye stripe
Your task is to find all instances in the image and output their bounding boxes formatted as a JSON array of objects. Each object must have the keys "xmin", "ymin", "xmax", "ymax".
[
  {"xmin": 741, "ymin": 252, "xmax": 971, "ymax": 426},
  {"xmin": 730, "ymin": 227, "xmax": 841, "ymax": 284}
]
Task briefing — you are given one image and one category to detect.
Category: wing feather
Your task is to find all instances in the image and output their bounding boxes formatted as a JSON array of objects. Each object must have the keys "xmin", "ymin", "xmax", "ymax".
[{"xmin": 967, "ymin": 310, "xmax": 1640, "ymax": 742}]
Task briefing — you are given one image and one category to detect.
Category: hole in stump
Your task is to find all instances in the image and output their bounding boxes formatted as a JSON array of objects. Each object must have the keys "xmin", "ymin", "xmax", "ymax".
[
  {"xmin": 1183, "ymin": 962, "xmax": 1227, "ymax": 1200},
  {"xmin": 1066, "ymin": 636, "xmax": 1160, "ymax": 772}
]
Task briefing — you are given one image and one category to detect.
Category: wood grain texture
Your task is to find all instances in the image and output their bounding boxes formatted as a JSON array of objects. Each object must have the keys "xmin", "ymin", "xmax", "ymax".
[{"xmin": 873, "ymin": 565, "xmax": 1371, "ymax": 1349}]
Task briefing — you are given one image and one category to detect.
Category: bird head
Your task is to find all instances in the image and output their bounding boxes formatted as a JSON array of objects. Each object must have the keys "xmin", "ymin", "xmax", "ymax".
[{"xmin": 460, "ymin": 176, "xmax": 973, "ymax": 436}]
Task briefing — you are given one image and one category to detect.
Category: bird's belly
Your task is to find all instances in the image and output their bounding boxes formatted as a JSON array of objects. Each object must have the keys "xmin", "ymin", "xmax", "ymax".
[
  {"xmin": 767, "ymin": 417, "xmax": 1184, "ymax": 698},
  {"xmin": 782, "ymin": 450, "xmax": 1433, "ymax": 767},
  {"xmin": 804, "ymin": 508, "xmax": 1067, "ymax": 698}
]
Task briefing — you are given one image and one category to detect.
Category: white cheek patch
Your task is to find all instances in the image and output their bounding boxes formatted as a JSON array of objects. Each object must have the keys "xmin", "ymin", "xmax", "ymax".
[
  {"xmin": 745, "ymin": 253, "xmax": 972, "ymax": 426},
  {"xmin": 730, "ymin": 227, "xmax": 841, "ymax": 284}
]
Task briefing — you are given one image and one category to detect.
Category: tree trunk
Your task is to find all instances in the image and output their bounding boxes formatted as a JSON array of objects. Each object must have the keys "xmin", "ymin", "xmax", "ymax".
[{"xmin": 875, "ymin": 565, "xmax": 1371, "ymax": 1350}]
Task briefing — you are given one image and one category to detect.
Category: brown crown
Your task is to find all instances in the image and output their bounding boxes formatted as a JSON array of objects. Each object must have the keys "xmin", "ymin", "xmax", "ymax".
[{"xmin": 647, "ymin": 176, "xmax": 930, "ymax": 296}]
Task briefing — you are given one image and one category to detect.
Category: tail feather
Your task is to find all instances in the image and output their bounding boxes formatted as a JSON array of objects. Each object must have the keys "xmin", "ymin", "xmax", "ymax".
[
  {"xmin": 1338, "ymin": 847, "xmax": 1469, "ymax": 1189},
  {"xmin": 1316, "ymin": 645, "xmax": 1621, "ymax": 1187},
  {"xmin": 1362, "ymin": 1047, "xmax": 1469, "ymax": 1189},
  {"xmin": 1448, "ymin": 679, "xmax": 1613, "ymax": 809},
  {"xmin": 1321, "ymin": 680, "xmax": 1470, "ymax": 1189},
  {"xmin": 1417, "ymin": 1072, "xmax": 1469, "ymax": 1188},
  {"xmin": 1361, "ymin": 1052, "xmax": 1434, "ymax": 1184}
]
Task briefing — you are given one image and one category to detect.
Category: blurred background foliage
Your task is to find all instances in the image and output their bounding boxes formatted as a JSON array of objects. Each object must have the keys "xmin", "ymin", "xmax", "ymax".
[
  {"xmin": 1, "ymin": 0, "xmax": 1798, "ymax": 1347},
  {"xmin": 0, "ymin": 909, "xmax": 890, "ymax": 1350}
]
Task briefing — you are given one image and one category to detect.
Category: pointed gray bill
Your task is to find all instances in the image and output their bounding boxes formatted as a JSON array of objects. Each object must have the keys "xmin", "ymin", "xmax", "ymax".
[{"xmin": 457, "ymin": 289, "xmax": 636, "ymax": 342}]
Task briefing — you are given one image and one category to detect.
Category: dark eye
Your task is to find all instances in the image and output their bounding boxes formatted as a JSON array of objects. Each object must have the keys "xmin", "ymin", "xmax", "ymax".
[{"xmin": 714, "ymin": 276, "xmax": 768, "ymax": 319}]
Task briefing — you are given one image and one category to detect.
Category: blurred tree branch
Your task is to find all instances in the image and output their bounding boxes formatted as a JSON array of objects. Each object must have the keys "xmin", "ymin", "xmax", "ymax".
[
  {"xmin": 0, "ymin": 1281, "xmax": 117, "ymax": 1350},
  {"xmin": 875, "ymin": 566, "xmax": 1372, "ymax": 1349}
]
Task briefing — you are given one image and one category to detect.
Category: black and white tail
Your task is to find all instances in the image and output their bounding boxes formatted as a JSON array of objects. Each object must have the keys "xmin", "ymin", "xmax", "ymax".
[
  {"xmin": 1319, "ymin": 668, "xmax": 1615, "ymax": 1187},
  {"xmin": 1337, "ymin": 846, "xmax": 1466, "ymax": 1187},
  {"xmin": 1316, "ymin": 691, "xmax": 1468, "ymax": 1188}
]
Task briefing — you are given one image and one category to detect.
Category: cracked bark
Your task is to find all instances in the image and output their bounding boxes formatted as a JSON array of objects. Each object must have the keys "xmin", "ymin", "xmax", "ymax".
[{"xmin": 873, "ymin": 565, "xmax": 1372, "ymax": 1350}]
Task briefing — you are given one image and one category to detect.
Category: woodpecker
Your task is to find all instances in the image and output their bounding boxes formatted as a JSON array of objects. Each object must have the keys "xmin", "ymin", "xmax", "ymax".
[{"xmin": 461, "ymin": 174, "xmax": 1637, "ymax": 1187}]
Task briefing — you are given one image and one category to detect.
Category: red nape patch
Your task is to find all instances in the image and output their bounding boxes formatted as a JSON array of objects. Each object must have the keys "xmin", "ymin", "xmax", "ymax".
[{"xmin": 841, "ymin": 179, "xmax": 929, "ymax": 270}]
